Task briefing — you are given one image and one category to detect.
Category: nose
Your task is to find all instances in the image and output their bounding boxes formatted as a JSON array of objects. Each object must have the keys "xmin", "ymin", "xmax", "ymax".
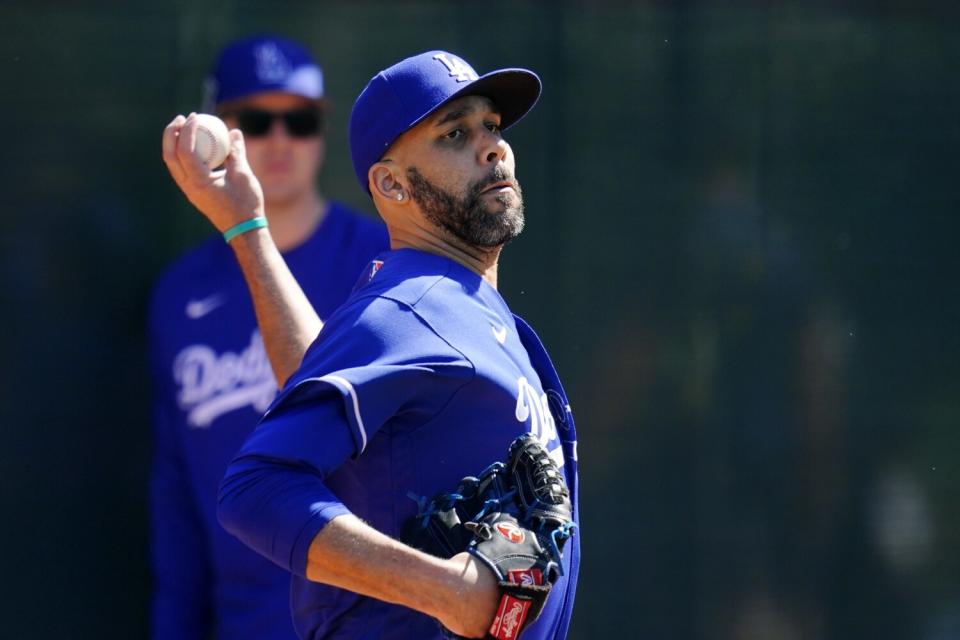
[
  {"xmin": 266, "ymin": 117, "xmax": 292, "ymax": 142},
  {"xmin": 478, "ymin": 129, "xmax": 507, "ymax": 166}
]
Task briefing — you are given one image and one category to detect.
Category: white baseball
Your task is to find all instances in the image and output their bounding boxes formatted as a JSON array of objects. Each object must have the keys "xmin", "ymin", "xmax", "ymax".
[{"xmin": 193, "ymin": 113, "xmax": 230, "ymax": 168}]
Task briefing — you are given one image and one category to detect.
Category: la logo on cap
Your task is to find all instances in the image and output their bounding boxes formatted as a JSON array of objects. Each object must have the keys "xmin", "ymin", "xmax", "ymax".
[
  {"xmin": 433, "ymin": 53, "xmax": 478, "ymax": 82},
  {"xmin": 255, "ymin": 42, "xmax": 291, "ymax": 83}
]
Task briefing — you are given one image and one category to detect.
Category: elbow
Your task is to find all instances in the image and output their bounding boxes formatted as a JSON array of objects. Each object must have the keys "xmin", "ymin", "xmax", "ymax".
[
  {"xmin": 216, "ymin": 456, "xmax": 348, "ymax": 576},
  {"xmin": 217, "ymin": 456, "xmax": 269, "ymax": 540}
]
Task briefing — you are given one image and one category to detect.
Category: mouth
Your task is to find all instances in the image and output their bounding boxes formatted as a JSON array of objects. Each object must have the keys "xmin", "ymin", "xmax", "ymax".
[{"xmin": 480, "ymin": 179, "xmax": 516, "ymax": 195}]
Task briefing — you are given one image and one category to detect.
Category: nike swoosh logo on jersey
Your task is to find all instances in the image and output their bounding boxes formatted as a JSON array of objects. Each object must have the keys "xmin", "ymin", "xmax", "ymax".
[
  {"xmin": 185, "ymin": 294, "xmax": 226, "ymax": 319},
  {"xmin": 491, "ymin": 323, "xmax": 508, "ymax": 344}
]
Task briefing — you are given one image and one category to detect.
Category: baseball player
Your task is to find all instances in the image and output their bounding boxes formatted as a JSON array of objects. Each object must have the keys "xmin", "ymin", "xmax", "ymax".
[
  {"xmin": 150, "ymin": 36, "xmax": 388, "ymax": 640},
  {"xmin": 162, "ymin": 50, "xmax": 579, "ymax": 639}
]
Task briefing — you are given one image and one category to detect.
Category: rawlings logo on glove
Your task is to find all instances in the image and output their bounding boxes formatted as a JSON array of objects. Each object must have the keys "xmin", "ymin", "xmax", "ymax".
[{"xmin": 402, "ymin": 434, "xmax": 576, "ymax": 640}]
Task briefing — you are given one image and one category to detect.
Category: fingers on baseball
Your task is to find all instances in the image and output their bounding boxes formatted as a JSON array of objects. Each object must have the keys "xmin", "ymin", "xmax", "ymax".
[
  {"xmin": 161, "ymin": 115, "xmax": 188, "ymax": 183},
  {"xmin": 224, "ymin": 129, "xmax": 247, "ymax": 172}
]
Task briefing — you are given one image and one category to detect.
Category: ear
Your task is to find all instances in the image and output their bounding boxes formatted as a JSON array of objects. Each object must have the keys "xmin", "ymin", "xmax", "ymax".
[{"xmin": 369, "ymin": 162, "xmax": 405, "ymax": 203}]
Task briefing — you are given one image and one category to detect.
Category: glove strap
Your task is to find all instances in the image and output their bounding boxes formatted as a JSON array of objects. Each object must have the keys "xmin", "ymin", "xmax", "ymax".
[{"xmin": 486, "ymin": 582, "xmax": 550, "ymax": 640}]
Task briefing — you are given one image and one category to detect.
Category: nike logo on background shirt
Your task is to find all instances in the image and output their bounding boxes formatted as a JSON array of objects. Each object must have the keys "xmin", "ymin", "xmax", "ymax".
[
  {"xmin": 491, "ymin": 323, "xmax": 508, "ymax": 344},
  {"xmin": 185, "ymin": 294, "xmax": 227, "ymax": 319}
]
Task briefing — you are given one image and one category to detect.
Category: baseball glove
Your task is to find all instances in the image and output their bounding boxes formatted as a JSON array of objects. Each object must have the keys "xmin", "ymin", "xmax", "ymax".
[{"xmin": 402, "ymin": 433, "xmax": 576, "ymax": 640}]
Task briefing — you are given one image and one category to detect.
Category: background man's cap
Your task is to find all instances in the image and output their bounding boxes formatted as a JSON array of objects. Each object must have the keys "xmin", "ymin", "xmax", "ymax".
[
  {"xmin": 349, "ymin": 50, "xmax": 541, "ymax": 194},
  {"xmin": 202, "ymin": 35, "xmax": 324, "ymax": 110}
]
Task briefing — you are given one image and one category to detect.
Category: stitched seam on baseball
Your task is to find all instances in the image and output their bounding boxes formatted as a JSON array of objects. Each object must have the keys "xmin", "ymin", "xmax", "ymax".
[{"xmin": 197, "ymin": 128, "xmax": 217, "ymax": 164}]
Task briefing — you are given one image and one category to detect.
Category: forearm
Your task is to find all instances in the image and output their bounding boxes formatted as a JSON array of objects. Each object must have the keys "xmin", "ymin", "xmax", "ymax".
[
  {"xmin": 162, "ymin": 117, "xmax": 320, "ymax": 387},
  {"xmin": 228, "ymin": 227, "xmax": 322, "ymax": 387},
  {"xmin": 219, "ymin": 456, "xmax": 496, "ymax": 637},
  {"xmin": 307, "ymin": 514, "xmax": 498, "ymax": 638}
]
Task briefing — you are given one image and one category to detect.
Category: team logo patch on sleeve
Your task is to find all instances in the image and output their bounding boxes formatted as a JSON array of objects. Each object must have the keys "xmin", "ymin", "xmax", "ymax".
[{"xmin": 353, "ymin": 259, "xmax": 385, "ymax": 293}]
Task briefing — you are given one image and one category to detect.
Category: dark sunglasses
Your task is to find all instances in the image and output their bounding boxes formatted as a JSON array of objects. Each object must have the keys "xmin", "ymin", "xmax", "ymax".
[{"xmin": 227, "ymin": 108, "xmax": 324, "ymax": 138}]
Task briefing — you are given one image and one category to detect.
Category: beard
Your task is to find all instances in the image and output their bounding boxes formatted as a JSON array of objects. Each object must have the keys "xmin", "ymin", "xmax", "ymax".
[{"xmin": 406, "ymin": 165, "xmax": 525, "ymax": 248}]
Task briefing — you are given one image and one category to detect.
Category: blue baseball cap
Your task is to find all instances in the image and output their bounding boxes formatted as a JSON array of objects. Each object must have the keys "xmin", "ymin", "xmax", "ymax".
[
  {"xmin": 202, "ymin": 35, "xmax": 324, "ymax": 110},
  {"xmin": 349, "ymin": 50, "xmax": 541, "ymax": 194}
]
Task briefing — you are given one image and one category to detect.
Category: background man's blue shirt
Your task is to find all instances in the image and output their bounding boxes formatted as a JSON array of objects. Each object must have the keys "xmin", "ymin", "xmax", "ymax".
[{"xmin": 148, "ymin": 203, "xmax": 388, "ymax": 640}]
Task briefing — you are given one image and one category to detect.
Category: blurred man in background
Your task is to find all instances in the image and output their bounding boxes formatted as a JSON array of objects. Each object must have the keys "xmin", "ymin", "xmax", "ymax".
[{"xmin": 148, "ymin": 35, "xmax": 388, "ymax": 639}]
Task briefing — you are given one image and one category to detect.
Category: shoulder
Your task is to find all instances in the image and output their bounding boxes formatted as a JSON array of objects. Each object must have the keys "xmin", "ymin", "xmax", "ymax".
[
  {"xmin": 151, "ymin": 235, "xmax": 227, "ymax": 294},
  {"xmin": 314, "ymin": 293, "xmax": 458, "ymax": 356},
  {"xmin": 341, "ymin": 250, "xmax": 509, "ymax": 347},
  {"xmin": 352, "ymin": 249, "xmax": 474, "ymax": 309},
  {"xmin": 148, "ymin": 235, "xmax": 229, "ymax": 325},
  {"xmin": 290, "ymin": 288, "xmax": 473, "ymax": 386},
  {"xmin": 324, "ymin": 201, "xmax": 389, "ymax": 246}
]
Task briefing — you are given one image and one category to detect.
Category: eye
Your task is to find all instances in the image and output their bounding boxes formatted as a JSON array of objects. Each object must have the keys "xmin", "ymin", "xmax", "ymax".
[
  {"xmin": 444, "ymin": 128, "xmax": 465, "ymax": 141},
  {"xmin": 485, "ymin": 121, "xmax": 502, "ymax": 134}
]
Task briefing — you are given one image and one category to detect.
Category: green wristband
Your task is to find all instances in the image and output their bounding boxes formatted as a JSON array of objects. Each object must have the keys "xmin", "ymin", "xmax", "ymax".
[{"xmin": 222, "ymin": 216, "xmax": 268, "ymax": 243}]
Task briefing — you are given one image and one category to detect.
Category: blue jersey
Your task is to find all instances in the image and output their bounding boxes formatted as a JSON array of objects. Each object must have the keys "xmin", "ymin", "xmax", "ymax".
[
  {"xmin": 148, "ymin": 203, "xmax": 388, "ymax": 640},
  {"xmin": 218, "ymin": 248, "xmax": 580, "ymax": 640}
]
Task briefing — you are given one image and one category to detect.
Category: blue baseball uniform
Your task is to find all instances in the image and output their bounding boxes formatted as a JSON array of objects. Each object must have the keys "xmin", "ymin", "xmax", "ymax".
[
  {"xmin": 148, "ymin": 203, "xmax": 388, "ymax": 640},
  {"xmin": 218, "ymin": 248, "xmax": 580, "ymax": 640}
]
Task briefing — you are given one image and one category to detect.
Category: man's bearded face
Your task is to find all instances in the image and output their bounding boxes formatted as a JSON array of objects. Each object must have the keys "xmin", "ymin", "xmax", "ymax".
[{"xmin": 406, "ymin": 165, "xmax": 525, "ymax": 248}]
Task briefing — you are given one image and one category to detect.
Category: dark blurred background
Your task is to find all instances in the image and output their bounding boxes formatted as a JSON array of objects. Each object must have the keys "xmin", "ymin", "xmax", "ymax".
[{"xmin": 2, "ymin": 1, "xmax": 959, "ymax": 638}]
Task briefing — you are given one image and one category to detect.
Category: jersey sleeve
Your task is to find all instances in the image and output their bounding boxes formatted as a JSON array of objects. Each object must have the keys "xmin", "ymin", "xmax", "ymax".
[
  {"xmin": 272, "ymin": 294, "xmax": 476, "ymax": 458},
  {"xmin": 218, "ymin": 295, "xmax": 474, "ymax": 577},
  {"xmin": 147, "ymin": 299, "xmax": 212, "ymax": 640}
]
